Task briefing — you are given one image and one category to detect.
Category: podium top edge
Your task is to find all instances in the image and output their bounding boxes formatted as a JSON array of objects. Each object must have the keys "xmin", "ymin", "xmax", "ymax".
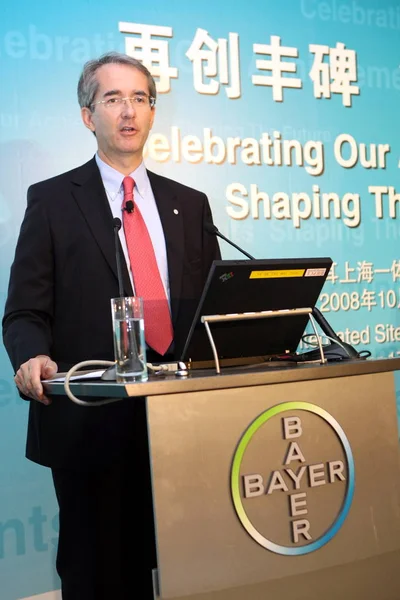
[{"xmin": 42, "ymin": 357, "xmax": 400, "ymax": 400}]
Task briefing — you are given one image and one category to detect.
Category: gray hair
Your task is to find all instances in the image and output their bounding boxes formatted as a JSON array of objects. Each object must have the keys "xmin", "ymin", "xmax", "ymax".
[{"xmin": 77, "ymin": 51, "xmax": 157, "ymax": 110}]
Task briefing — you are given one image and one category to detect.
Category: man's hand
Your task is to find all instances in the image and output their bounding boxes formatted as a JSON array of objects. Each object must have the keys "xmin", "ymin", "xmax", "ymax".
[{"xmin": 14, "ymin": 355, "xmax": 58, "ymax": 405}]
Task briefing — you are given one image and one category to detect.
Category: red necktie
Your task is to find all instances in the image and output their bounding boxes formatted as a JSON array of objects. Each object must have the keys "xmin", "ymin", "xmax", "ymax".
[{"xmin": 122, "ymin": 176, "xmax": 173, "ymax": 356}]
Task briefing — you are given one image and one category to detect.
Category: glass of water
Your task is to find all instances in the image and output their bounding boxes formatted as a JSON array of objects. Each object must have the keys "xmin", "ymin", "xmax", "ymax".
[{"xmin": 111, "ymin": 297, "xmax": 148, "ymax": 383}]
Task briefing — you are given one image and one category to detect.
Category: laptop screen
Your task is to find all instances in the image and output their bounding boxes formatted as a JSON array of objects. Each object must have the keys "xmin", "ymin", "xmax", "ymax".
[{"xmin": 180, "ymin": 257, "xmax": 332, "ymax": 364}]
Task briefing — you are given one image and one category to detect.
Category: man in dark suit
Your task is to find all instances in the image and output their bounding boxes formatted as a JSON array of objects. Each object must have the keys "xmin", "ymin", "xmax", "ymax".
[{"xmin": 2, "ymin": 52, "xmax": 220, "ymax": 600}]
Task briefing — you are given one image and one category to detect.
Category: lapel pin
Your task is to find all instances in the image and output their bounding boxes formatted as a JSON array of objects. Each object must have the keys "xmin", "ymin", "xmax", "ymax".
[{"xmin": 173, "ymin": 209, "xmax": 179, "ymax": 215}]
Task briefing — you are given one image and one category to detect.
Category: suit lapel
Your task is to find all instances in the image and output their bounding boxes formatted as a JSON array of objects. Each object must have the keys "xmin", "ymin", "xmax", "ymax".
[
  {"xmin": 70, "ymin": 158, "xmax": 133, "ymax": 297},
  {"xmin": 148, "ymin": 170, "xmax": 184, "ymax": 325}
]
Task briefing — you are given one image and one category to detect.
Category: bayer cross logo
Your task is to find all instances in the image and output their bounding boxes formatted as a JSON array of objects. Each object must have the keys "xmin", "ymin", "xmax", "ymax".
[{"xmin": 231, "ymin": 402, "xmax": 355, "ymax": 555}]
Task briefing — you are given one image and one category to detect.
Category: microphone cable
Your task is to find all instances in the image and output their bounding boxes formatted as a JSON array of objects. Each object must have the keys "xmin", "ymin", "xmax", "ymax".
[
  {"xmin": 62, "ymin": 359, "xmax": 187, "ymax": 406},
  {"xmin": 63, "ymin": 360, "xmax": 118, "ymax": 406}
]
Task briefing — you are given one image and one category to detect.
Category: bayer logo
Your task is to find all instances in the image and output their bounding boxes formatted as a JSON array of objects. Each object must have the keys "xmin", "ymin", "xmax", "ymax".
[{"xmin": 231, "ymin": 402, "xmax": 355, "ymax": 555}]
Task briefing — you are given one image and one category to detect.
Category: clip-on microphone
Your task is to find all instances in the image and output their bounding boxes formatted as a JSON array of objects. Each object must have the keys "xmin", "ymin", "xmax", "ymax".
[{"xmin": 123, "ymin": 201, "xmax": 134, "ymax": 214}]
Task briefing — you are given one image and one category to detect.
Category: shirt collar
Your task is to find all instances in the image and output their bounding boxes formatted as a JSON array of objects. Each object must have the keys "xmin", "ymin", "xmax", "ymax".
[
  {"xmin": 95, "ymin": 154, "xmax": 150, "ymax": 200},
  {"xmin": 131, "ymin": 161, "xmax": 150, "ymax": 198}
]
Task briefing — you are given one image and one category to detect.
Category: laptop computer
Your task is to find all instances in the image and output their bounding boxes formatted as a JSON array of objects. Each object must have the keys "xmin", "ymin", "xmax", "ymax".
[{"xmin": 180, "ymin": 257, "xmax": 332, "ymax": 367}]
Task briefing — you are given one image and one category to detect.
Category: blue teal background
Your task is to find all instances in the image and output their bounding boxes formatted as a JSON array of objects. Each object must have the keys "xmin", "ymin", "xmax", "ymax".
[{"xmin": 1, "ymin": 1, "xmax": 399, "ymax": 597}]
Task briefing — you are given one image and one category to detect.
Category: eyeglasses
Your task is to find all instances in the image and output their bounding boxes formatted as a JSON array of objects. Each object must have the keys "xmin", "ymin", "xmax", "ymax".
[{"xmin": 91, "ymin": 94, "xmax": 156, "ymax": 110}]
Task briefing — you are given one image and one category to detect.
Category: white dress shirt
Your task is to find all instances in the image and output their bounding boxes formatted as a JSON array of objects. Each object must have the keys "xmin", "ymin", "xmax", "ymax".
[{"xmin": 95, "ymin": 154, "xmax": 170, "ymax": 301}]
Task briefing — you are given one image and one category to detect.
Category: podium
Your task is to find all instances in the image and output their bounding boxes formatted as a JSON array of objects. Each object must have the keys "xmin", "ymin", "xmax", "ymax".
[{"xmin": 46, "ymin": 358, "xmax": 400, "ymax": 600}]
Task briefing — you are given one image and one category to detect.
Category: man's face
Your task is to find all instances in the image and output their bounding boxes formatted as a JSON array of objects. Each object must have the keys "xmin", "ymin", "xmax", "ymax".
[{"xmin": 81, "ymin": 63, "xmax": 155, "ymax": 165}]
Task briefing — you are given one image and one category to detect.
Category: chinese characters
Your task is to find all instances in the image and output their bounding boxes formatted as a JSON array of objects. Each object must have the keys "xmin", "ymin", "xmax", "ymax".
[{"xmin": 119, "ymin": 22, "xmax": 359, "ymax": 106}]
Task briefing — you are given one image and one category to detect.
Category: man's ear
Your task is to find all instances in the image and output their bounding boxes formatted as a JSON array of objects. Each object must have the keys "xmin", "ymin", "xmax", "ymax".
[
  {"xmin": 81, "ymin": 107, "xmax": 95, "ymax": 133},
  {"xmin": 149, "ymin": 106, "xmax": 156, "ymax": 130}
]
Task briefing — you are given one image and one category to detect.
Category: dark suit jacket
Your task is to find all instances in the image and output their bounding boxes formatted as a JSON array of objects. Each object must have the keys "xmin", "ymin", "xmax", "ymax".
[{"xmin": 2, "ymin": 158, "xmax": 220, "ymax": 469}]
